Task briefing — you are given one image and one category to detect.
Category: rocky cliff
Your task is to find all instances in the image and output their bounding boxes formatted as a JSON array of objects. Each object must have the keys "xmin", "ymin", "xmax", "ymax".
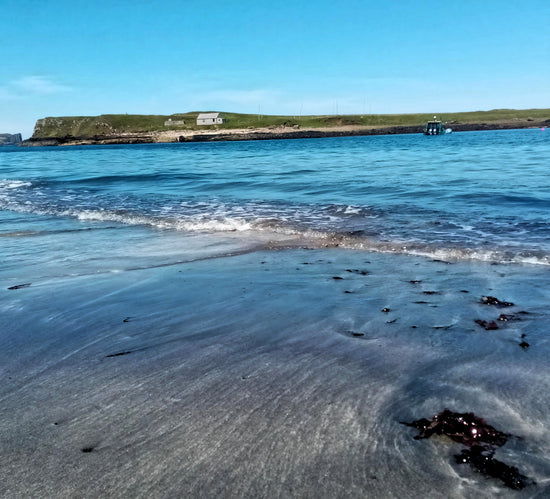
[{"xmin": 0, "ymin": 133, "xmax": 22, "ymax": 145}]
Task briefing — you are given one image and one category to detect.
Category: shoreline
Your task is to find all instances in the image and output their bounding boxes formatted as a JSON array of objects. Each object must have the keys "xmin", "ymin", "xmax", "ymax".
[
  {"xmin": 2, "ymin": 248, "xmax": 549, "ymax": 496},
  {"xmin": 20, "ymin": 120, "xmax": 547, "ymax": 146}
]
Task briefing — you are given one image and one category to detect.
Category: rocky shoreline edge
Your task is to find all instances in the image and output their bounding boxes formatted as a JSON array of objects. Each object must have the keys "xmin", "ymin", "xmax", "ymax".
[{"xmin": 20, "ymin": 120, "xmax": 548, "ymax": 147}]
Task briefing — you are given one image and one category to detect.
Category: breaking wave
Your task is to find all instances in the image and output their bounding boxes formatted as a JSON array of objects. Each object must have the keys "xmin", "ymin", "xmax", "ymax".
[{"xmin": 2, "ymin": 171, "xmax": 550, "ymax": 266}]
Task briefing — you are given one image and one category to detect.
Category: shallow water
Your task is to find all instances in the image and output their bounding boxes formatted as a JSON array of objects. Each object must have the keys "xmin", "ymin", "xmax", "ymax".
[
  {"xmin": 2, "ymin": 249, "xmax": 550, "ymax": 497},
  {"xmin": 1, "ymin": 131, "xmax": 550, "ymax": 497}
]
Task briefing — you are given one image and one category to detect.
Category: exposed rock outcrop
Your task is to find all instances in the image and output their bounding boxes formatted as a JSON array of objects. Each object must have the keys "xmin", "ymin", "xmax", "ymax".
[
  {"xmin": 0, "ymin": 133, "xmax": 22, "ymax": 145},
  {"xmin": 21, "ymin": 134, "xmax": 155, "ymax": 147}
]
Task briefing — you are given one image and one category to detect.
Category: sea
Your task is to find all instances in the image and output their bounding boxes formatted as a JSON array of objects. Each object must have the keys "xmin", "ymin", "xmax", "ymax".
[
  {"xmin": 1, "ymin": 129, "xmax": 550, "ymax": 497},
  {"xmin": 1, "ymin": 129, "xmax": 550, "ymax": 276}
]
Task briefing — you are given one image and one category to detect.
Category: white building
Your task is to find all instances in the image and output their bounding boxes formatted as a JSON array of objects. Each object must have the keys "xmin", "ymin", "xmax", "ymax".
[{"xmin": 196, "ymin": 112, "xmax": 226, "ymax": 125}]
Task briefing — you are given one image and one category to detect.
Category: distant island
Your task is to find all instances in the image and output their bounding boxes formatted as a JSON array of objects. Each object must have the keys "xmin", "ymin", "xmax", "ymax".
[
  {"xmin": 21, "ymin": 109, "xmax": 550, "ymax": 146},
  {"xmin": 0, "ymin": 133, "xmax": 22, "ymax": 146}
]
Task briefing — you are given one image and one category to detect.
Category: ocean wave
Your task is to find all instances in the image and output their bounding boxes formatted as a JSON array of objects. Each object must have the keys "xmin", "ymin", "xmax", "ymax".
[
  {"xmin": 2, "ymin": 177, "xmax": 549, "ymax": 265},
  {"xmin": 453, "ymin": 191, "xmax": 550, "ymax": 208},
  {"xmin": 18, "ymin": 204, "xmax": 550, "ymax": 265},
  {"xmin": 55, "ymin": 172, "xmax": 209, "ymax": 185},
  {"xmin": 289, "ymin": 233, "xmax": 550, "ymax": 266},
  {"xmin": 74, "ymin": 209, "xmax": 255, "ymax": 232}
]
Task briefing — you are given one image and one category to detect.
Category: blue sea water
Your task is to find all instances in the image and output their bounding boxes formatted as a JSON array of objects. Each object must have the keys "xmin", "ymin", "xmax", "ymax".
[{"xmin": 1, "ymin": 129, "xmax": 549, "ymax": 270}]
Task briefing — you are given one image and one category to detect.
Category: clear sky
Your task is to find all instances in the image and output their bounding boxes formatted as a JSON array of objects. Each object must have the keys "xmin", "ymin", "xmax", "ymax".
[{"xmin": 2, "ymin": 0, "xmax": 549, "ymax": 138}]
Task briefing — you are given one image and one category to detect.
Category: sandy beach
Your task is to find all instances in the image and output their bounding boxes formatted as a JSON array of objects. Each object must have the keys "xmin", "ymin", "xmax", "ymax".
[{"xmin": 2, "ymin": 247, "xmax": 549, "ymax": 497}]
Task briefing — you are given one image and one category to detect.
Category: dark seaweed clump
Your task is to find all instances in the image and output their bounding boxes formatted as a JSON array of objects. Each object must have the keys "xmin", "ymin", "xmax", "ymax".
[
  {"xmin": 7, "ymin": 283, "xmax": 31, "ymax": 290},
  {"xmin": 403, "ymin": 409, "xmax": 508, "ymax": 447},
  {"xmin": 402, "ymin": 409, "xmax": 534, "ymax": 490},
  {"xmin": 455, "ymin": 445, "xmax": 531, "ymax": 490},
  {"xmin": 480, "ymin": 295, "xmax": 514, "ymax": 307},
  {"xmin": 474, "ymin": 319, "xmax": 499, "ymax": 330}
]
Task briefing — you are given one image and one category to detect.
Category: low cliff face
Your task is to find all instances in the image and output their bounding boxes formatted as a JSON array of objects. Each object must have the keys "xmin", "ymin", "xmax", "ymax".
[
  {"xmin": 26, "ymin": 114, "xmax": 178, "ymax": 146},
  {"xmin": 0, "ymin": 133, "xmax": 22, "ymax": 145},
  {"xmin": 33, "ymin": 117, "xmax": 121, "ymax": 138},
  {"xmin": 31, "ymin": 114, "xmax": 180, "ymax": 139},
  {"xmin": 22, "ymin": 133, "xmax": 156, "ymax": 147}
]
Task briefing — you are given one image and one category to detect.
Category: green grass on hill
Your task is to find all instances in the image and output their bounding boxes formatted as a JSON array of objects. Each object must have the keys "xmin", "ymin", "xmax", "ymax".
[{"xmin": 33, "ymin": 109, "xmax": 550, "ymax": 138}]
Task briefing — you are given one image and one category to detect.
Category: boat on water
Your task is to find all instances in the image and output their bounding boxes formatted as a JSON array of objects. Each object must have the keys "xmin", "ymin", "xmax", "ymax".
[{"xmin": 425, "ymin": 116, "xmax": 452, "ymax": 135}]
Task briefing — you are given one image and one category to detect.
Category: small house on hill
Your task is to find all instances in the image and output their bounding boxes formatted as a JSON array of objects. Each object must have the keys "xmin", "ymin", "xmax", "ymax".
[{"xmin": 197, "ymin": 112, "xmax": 226, "ymax": 125}]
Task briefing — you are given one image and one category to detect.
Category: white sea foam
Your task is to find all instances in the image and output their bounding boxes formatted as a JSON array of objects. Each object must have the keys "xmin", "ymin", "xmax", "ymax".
[
  {"xmin": 3, "ymin": 195, "xmax": 550, "ymax": 265},
  {"xmin": 73, "ymin": 208, "xmax": 255, "ymax": 232},
  {"xmin": 0, "ymin": 179, "xmax": 32, "ymax": 189},
  {"xmin": 341, "ymin": 205, "xmax": 362, "ymax": 214}
]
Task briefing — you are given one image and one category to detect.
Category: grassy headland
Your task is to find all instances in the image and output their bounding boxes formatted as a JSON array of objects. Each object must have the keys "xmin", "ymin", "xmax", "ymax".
[{"xmin": 26, "ymin": 108, "xmax": 550, "ymax": 145}]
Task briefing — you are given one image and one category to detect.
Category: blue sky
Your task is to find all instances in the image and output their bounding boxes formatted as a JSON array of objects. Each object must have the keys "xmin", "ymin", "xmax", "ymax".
[{"xmin": 2, "ymin": 0, "xmax": 549, "ymax": 138}]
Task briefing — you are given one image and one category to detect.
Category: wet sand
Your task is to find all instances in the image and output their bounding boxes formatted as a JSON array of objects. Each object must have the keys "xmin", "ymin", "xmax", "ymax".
[{"xmin": 2, "ymin": 250, "xmax": 550, "ymax": 497}]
